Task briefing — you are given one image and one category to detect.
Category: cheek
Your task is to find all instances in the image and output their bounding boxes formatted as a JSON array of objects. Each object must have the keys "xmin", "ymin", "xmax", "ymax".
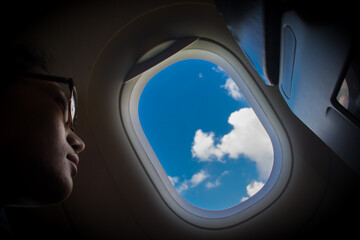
[
  {"xmin": 35, "ymin": 119, "xmax": 74, "ymax": 202},
  {"xmin": 2, "ymin": 84, "xmax": 74, "ymax": 205},
  {"xmin": 14, "ymin": 107, "xmax": 73, "ymax": 204}
]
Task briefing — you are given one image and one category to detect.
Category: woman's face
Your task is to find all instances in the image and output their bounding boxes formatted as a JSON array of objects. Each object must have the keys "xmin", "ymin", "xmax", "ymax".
[{"xmin": 0, "ymin": 77, "xmax": 85, "ymax": 206}]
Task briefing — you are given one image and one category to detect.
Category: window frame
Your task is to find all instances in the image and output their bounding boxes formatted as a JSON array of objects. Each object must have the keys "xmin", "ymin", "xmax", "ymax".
[{"xmin": 120, "ymin": 38, "xmax": 291, "ymax": 228}]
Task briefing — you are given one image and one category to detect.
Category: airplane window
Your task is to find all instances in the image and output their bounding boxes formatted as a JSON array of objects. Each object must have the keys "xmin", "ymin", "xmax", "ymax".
[
  {"xmin": 138, "ymin": 59, "xmax": 274, "ymax": 210},
  {"xmin": 336, "ymin": 79, "xmax": 350, "ymax": 109},
  {"xmin": 335, "ymin": 60, "xmax": 360, "ymax": 123}
]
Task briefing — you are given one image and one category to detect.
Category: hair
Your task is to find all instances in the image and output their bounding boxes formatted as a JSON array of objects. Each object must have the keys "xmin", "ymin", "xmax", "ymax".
[
  {"xmin": 2, "ymin": 36, "xmax": 50, "ymax": 90},
  {"xmin": 9, "ymin": 41, "xmax": 49, "ymax": 75}
]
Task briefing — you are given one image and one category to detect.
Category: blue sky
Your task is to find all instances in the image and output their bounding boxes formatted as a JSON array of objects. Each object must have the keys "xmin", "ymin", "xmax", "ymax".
[{"xmin": 138, "ymin": 59, "xmax": 273, "ymax": 210}]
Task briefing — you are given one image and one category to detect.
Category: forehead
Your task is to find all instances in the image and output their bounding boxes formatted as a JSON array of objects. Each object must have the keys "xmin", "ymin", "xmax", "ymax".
[
  {"xmin": 22, "ymin": 77, "xmax": 69, "ymax": 96},
  {"xmin": 18, "ymin": 77, "xmax": 71, "ymax": 110}
]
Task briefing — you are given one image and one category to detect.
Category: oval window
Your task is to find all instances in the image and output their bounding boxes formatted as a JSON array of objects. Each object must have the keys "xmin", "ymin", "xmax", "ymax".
[{"xmin": 138, "ymin": 59, "xmax": 274, "ymax": 210}]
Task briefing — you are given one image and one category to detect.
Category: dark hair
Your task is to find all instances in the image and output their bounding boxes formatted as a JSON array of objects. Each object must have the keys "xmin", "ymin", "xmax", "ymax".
[
  {"xmin": 2, "ymin": 37, "xmax": 50, "ymax": 90},
  {"xmin": 7, "ymin": 39, "xmax": 49, "ymax": 74}
]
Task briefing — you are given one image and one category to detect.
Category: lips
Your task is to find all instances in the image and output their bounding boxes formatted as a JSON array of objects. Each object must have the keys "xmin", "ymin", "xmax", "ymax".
[
  {"xmin": 67, "ymin": 153, "xmax": 79, "ymax": 167},
  {"xmin": 67, "ymin": 153, "xmax": 79, "ymax": 177}
]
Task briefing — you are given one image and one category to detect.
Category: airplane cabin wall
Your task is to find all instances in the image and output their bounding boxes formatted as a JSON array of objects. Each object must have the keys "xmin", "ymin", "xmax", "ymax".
[{"xmin": 4, "ymin": 0, "xmax": 360, "ymax": 239}]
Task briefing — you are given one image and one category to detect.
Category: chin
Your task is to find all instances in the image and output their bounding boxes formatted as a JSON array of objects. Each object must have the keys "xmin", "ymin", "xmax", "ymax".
[
  {"xmin": 24, "ymin": 177, "xmax": 74, "ymax": 207},
  {"xmin": 43, "ymin": 179, "xmax": 74, "ymax": 205}
]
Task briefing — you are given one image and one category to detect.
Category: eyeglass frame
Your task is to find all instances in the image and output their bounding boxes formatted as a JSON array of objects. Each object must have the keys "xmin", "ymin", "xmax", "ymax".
[{"xmin": 19, "ymin": 73, "xmax": 78, "ymax": 131}]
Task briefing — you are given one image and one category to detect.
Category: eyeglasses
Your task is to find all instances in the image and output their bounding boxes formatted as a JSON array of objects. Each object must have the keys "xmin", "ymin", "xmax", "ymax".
[{"xmin": 20, "ymin": 73, "xmax": 78, "ymax": 131}]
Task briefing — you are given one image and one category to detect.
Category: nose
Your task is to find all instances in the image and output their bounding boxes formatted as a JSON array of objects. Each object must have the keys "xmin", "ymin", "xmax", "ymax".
[{"xmin": 67, "ymin": 131, "xmax": 85, "ymax": 154}]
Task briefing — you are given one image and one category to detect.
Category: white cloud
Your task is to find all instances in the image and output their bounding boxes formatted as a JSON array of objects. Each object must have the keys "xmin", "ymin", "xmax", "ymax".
[
  {"xmin": 169, "ymin": 176, "xmax": 179, "ymax": 186},
  {"xmin": 218, "ymin": 108, "xmax": 273, "ymax": 180},
  {"xmin": 222, "ymin": 78, "xmax": 243, "ymax": 100},
  {"xmin": 190, "ymin": 170, "xmax": 209, "ymax": 187},
  {"xmin": 206, "ymin": 179, "xmax": 220, "ymax": 189},
  {"xmin": 246, "ymin": 180, "xmax": 264, "ymax": 197},
  {"xmin": 221, "ymin": 170, "xmax": 229, "ymax": 177},
  {"xmin": 171, "ymin": 170, "xmax": 209, "ymax": 194},
  {"xmin": 240, "ymin": 196, "xmax": 249, "ymax": 202},
  {"xmin": 177, "ymin": 182, "xmax": 189, "ymax": 194},
  {"xmin": 191, "ymin": 130, "xmax": 223, "ymax": 162},
  {"xmin": 171, "ymin": 170, "xmax": 228, "ymax": 193},
  {"xmin": 191, "ymin": 108, "xmax": 273, "ymax": 180},
  {"xmin": 212, "ymin": 66, "xmax": 243, "ymax": 101},
  {"xmin": 205, "ymin": 170, "xmax": 229, "ymax": 189},
  {"xmin": 212, "ymin": 65, "xmax": 224, "ymax": 73},
  {"xmin": 241, "ymin": 181, "xmax": 265, "ymax": 202}
]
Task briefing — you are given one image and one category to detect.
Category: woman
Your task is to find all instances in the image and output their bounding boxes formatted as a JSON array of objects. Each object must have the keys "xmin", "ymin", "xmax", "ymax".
[{"xmin": 0, "ymin": 42, "xmax": 85, "ymax": 208}]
